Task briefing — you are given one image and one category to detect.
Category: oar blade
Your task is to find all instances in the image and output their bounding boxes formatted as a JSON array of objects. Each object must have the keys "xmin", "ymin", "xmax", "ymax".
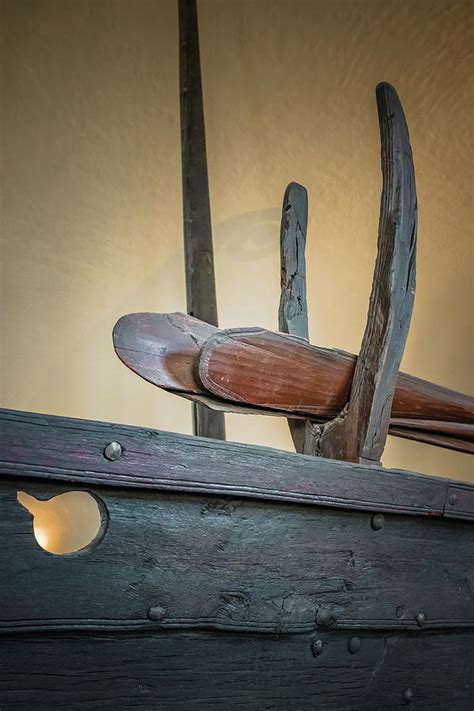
[{"xmin": 113, "ymin": 312, "xmax": 215, "ymax": 393}]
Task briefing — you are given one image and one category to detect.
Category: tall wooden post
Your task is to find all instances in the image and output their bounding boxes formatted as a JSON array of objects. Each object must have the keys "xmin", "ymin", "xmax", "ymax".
[{"xmin": 179, "ymin": 0, "xmax": 225, "ymax": 440}]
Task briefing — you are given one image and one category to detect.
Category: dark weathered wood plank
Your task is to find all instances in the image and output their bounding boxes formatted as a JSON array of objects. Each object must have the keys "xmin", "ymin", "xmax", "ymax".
[
  {"xmin": 0, "ymin": 630, "xmax": 472, "ymax": 709},
  {"xmin": 445, "ymin": 483, "xmax": 474, "ymax": 520},
  {"xmin": 1, "ymin": 477, "xmax": 472, "ymax": 635},
  {"xmin": 318, "ymin": 83, "xmax": 417, "ymax": 463},
  {"xmin": 179, "ymin": 0, "xmax": 225, "ymax": 440},
  {"xmin": 278, "ymin": 182, "xmax": 310, "ymax": 453},
  {"xmin": 3, "ymin": 408, "xmax": 473, "ymax": 519}
]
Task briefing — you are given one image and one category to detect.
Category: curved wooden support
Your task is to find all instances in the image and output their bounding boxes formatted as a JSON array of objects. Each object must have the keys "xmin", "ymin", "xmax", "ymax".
[
  {"xmin": 278, "ymin": 182, "xmax": 309, "ymax": 452},
  {"xmin": 315, "ymin": 83, "xmax": 417, "ymax": 463}
]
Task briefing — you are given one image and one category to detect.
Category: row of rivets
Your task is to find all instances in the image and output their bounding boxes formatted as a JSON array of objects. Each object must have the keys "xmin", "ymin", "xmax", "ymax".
[
  {"xmin": 312, "ymin": 636, "xmax": 361, "ymax": 657},
  {"xmin": 311, "ymin": 638, "xmax": 415, "ymax": 704},
  {"xmin": 316, "ymin": 608, "xmax": 426, "ymax": 627},
  {"xmin": 370, "ymin": 514, "xmax": 426, "ymax": 633},
  {"xmin": 397, "ymin": 606, "xmax": 427, "ymax": 626}
]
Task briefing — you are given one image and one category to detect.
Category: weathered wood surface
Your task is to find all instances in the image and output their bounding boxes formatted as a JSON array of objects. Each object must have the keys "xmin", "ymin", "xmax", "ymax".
[
  {"xmin": 179, "ymin": 0, "xmax": 225, "ymax": 440},
  {"xmin": 199, "ymin": 329, "xmax": 472, "ymax": 425},
  {"xmin": 318, "ymin": 83, "xmax": 417, "ymax": 463},
  {"xmin": 113, "ymin": 313, "xmax": 474, "ymax": 453},
  {"xmin": 278, "ymin": 182, "xmax": 310, "ymax": 453},
  {"xmin": 278, "ymin": 183, "xmax": 309, "ymax": 341},
  {"xmin": 1, "ymin": 411, "xmax": 473, "ymax": 707},
  {"xmin": 114, "ymin": 312, "xmax": 214, "ymax": 394},
  {"xmin": 1, "ymin": 630, "xmax": 472, "ymax": 709},
  {"xmin": 1, "ymin": 476, "xmax": 472, "ymax": 634},
  {"xmin": 1, "ymin": 408, "xmax": 473, "ymax": 520},
  {"xmin": 390, "ymin": 425, "xmax": 474, "ymax": 453}
]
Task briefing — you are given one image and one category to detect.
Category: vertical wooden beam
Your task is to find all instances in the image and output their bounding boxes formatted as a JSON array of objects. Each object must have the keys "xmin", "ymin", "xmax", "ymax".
[
  {"xmin": 312, "ymin": 83, "xmax": 417, "ymax": 463},
  {"xmin": 278, "ymin": 182, "xmax": 309, "ymax": 453},
  {"xmin": 179, "ymin": 0, "xmax": 225, "ymax": 440}
]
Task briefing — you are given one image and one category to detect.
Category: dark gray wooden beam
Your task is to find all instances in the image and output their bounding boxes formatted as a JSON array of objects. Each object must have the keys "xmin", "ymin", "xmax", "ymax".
[
  {"xmin": 179, "ymin": 0, "xmax": 225, "ymax": 440},
  {"xmin": 1, "ymin": 631, "xmax": 472, "ymax": 709},
  {"xmin": 278, "ymin": 182, "xmax": 309, "ymax": 453},
  {"xmin": 312, "ymin": 83, "xmax": 417, "ymax": 463},
  {"xmin": 1, "ymin": 408, "xmax": 472, "ymax": 520},
  {"xmin": 1, "ymin": 475, "xmax": 473, "ymax": 636}
]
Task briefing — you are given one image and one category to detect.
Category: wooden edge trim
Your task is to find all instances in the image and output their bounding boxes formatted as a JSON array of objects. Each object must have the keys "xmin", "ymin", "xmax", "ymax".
[{"xmin": 1, "ymin": 408, "xmax": 472, "ymax": 521}]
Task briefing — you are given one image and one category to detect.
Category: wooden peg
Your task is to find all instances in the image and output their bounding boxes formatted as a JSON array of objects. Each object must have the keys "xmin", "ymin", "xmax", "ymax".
[{"xmin": 278, "ymin": 182, "xmax": 309, "ymax": 453}]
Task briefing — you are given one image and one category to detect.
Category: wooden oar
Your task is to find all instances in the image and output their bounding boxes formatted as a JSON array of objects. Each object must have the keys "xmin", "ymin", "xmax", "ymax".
[
  {"xmin": 113, "ymin": 312, "xmax": 473, "ymax": 452},
  {"xmin": 113, "ymin": 312, "xmax": 282, "ymax": 417},
  {"xmin": 199, "ymin": 328, "xmax": 473, "ymax": 424}
]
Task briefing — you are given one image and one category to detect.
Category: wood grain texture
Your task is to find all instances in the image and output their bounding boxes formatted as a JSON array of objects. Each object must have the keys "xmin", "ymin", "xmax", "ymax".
[
  {"xmin": 1, "ymin": 476, "xmax": 472, "ymax": 635},
  {"xmin": 1, "ymin": 412, "xmax": 472, "ymax": 707},
  {"xmin": 278, "ymin": 182, "xmax": 309, "ymax": 453},
  {"xmin": 199, "ymin": 328, "xmax": 472, "ymax": 422},
  {"xmin": 113, "ymin": 313, "xmax": 473, "ymax": 452},
  {"xmin": 278, "ymin": 182, "xmax": 309, "ymax": 340},
  {"xmin": 1, "ymin": 631, "xmax": 472, "ymax": 710},
  {"xmin": 198, "ymin": 328, "xmax": 473, "ymax": 453},
  {"xmin": 1, "ymin": 408, "xmax": 473, "ymax": 520},
  {"xmin": 179, "ymin": 0, "xmax": 225, "ymax": 440},
  {"xmin": 319, "ymin": 83, "xmax": 417, "ymax": 463},
  {"xmin": 114, "ymin": 312, "xmax": 215, "ymax": 393},
  {"xmin": 113, "ymin": 312, "xmax": 299, "ymax": 419}
]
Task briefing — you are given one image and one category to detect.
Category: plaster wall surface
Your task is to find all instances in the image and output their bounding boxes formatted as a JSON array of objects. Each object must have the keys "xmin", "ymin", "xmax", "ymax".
[{"xmin": 1, "ymin": 0, "xmax": 473, "ymax": 482}]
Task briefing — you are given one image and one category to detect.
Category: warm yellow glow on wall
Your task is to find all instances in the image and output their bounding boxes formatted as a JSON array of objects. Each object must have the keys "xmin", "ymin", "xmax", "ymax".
[
  {"xmin": 1, "ymin": 0, "xmax": 472, "ymax": 481},
  {"xmin": 17, "ymin": 491, "xmax": 106, "ymax": 555}
]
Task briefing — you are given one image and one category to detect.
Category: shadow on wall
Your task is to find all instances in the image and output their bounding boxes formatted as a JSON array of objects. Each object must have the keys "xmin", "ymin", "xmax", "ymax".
[{"xmin": 213, "ymin": 208, "xmax": 281, "ymax": 261}]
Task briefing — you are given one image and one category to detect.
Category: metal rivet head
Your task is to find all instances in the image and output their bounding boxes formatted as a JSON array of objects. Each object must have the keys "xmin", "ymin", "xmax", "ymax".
[
  {"xmin": 348, "ymin": 636, "xmax": 361, "ymax": 654},
  {"xmin": 403, "ymin": 688, "xmax": 414, "ymax": 704},
  {"xmin": 396, "ymin": 605, "xmax": 404, "ymax": 619},
  {"xmin": 147, "ymin": 606, "xmax": 166, "ymax": 621},
  {"xmin": 104, "ymin": 441, "xmax": 122, "ymax": 461},
  {"xmin": 316, "ymin": 608, "xmax": 335, "ymax": 628},
  {"xmin": 370, "ymin": 514, "xmax": 384, "ymax": 530},
  {"xmin": 448, "ymin": 493, "xmax": 458, "ymax": 506},
  {"xmin": 311, "ymin": 639, "xmax": 323, "ymax": 657},
  {"xmin": 415, "ymin": 612, "xmax": 426, "ymax": 627}
]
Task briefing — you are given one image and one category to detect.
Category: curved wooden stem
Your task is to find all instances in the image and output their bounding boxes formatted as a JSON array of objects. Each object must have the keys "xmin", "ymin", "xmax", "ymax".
[{"xmin": 317, "ymin": 83, "xmax": 417, "ymax": 463}]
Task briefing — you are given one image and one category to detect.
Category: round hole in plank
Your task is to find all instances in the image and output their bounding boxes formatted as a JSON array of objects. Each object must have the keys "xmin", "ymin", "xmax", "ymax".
[{"xmin": 17, "ymin": 491, "xmax": 108, "ymax": 555}]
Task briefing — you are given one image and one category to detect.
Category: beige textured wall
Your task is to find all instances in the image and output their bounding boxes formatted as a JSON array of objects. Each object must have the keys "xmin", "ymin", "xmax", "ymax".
[{"xmin": 1, "ymin": 0, "xmax": 473, "ymax": 483}]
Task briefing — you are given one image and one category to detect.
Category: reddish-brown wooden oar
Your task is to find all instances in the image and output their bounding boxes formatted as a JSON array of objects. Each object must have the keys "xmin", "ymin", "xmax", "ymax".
[
  {"xmin": 113, "ymin": 312, "xmax": 473, "ymax": 452},
  {"xmin": 114, "ymin": 312, "xmax": 214, "ymax": 394},
  {"xmin": 199, "ymin": 328, "xmax": 473, "ymax": 425},
  {"xmin": 113, "ymin": 312, "xmax": 281, "ymax": 417}
]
